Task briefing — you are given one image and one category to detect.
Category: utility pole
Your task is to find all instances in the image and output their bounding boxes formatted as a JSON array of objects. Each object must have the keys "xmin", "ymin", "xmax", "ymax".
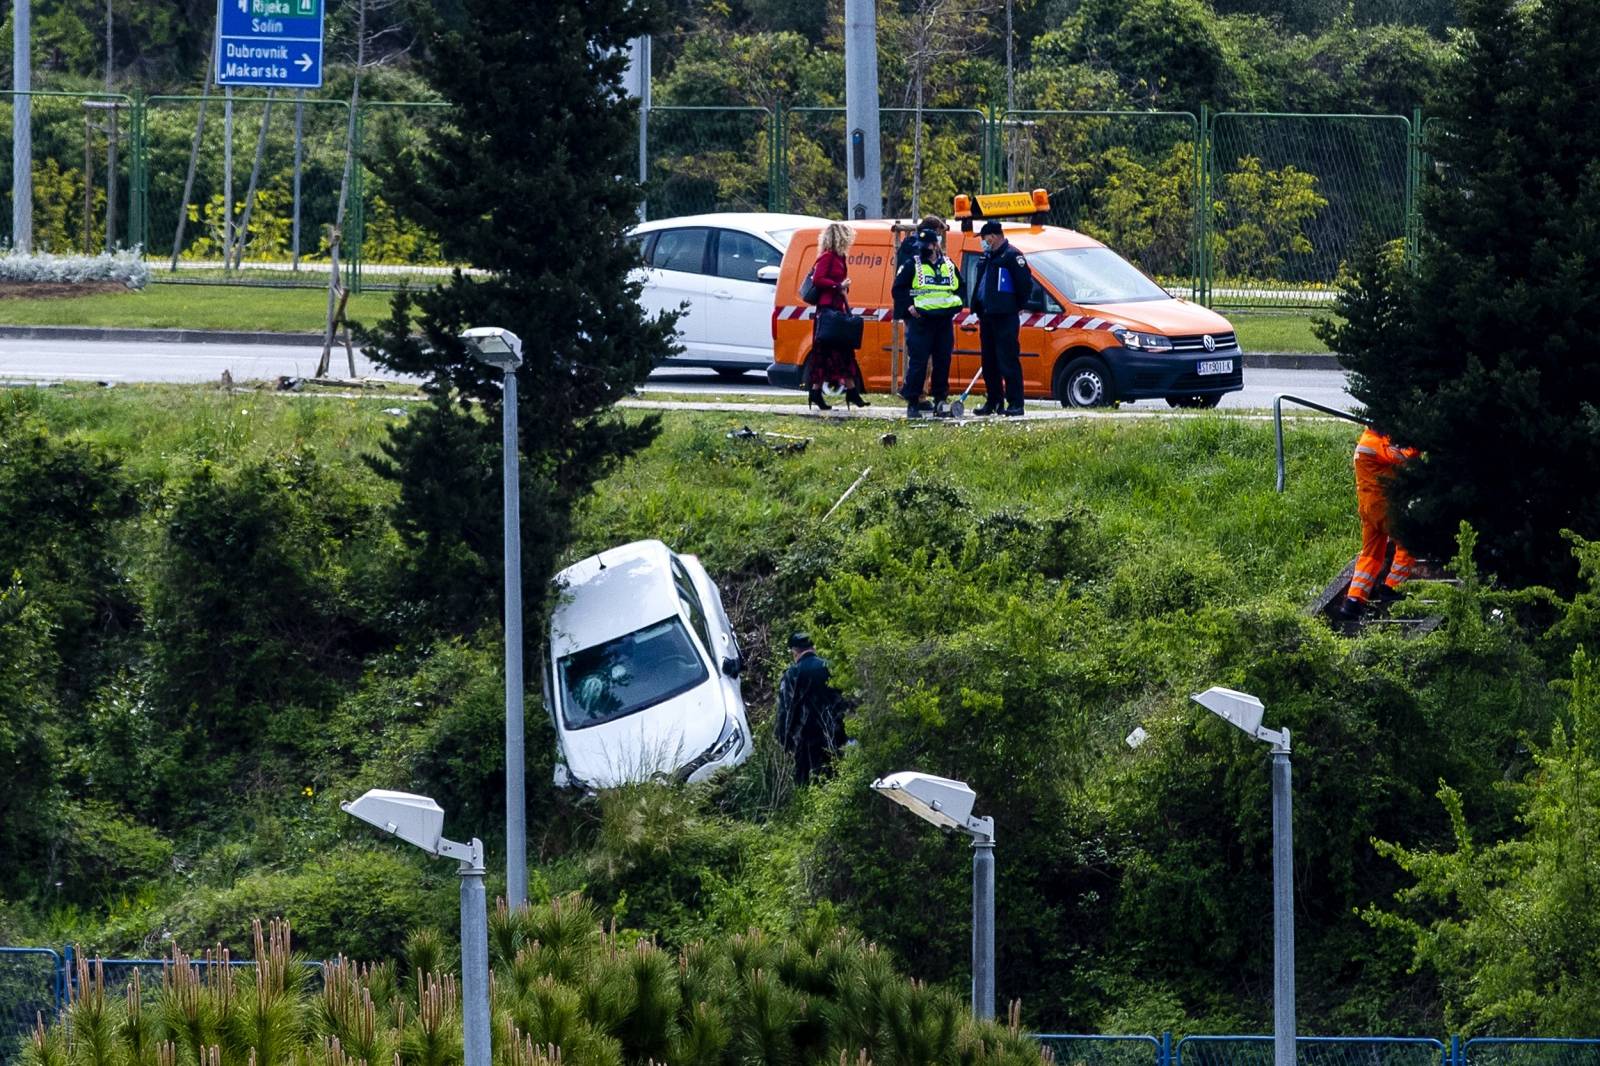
[
  {"xmin": 1005, "ymin": 0, "xmax": 1015, "ymax": 191},
  {"xmin": 627, "ymin": 35, "xmax": 650, "ymax": 223},
  {"xmin": 13, "ymin": 0, "xmax": 32, "ymax": 252},
  {"xmin": 105, "ymin": 0, "xmax": 117, "ymax": 248},
  {"xmin": 843, "ymin": 0, "xmax": 882, "ymax": 219}
]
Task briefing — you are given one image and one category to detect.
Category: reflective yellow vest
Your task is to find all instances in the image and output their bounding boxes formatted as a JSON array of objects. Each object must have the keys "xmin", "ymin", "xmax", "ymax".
[{"xmin": 911, "ymin": 259, "xmax": 962, "ymax": 313}]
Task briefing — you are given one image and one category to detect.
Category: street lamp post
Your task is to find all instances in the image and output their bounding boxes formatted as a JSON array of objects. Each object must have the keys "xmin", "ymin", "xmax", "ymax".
[
  {"xmin": 1190, "ymin": 686, "xmax": 1295, "ymax": 1066},
  {"xmin": 460, "ymin": 326, "xmax": 527, "ymax": 909},
  {"xmin": 871, "ymin": 771, "xmax": 997, "ymax": 1019},
  {"xmin": 340, "ymin": 789, "xmax": 490, "ymax": 1066}
]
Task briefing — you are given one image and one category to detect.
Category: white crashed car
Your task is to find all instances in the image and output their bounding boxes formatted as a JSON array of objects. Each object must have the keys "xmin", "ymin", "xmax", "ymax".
[{"xmin": 545, "ymin": 539, "xmax": 751, "ymax": 790}]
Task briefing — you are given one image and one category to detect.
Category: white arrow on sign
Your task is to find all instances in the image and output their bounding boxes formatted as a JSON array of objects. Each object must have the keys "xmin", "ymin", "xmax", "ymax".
[{"xmin": 296, "ymin": 53, "xmax": 313, "ymax": 71}]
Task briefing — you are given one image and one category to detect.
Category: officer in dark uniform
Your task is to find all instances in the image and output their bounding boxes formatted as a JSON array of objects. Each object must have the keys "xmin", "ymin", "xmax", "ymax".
[
  {"xmin": 970, "ymin": 220, "xmax": 1034, "ymax": 416},
  {"xmin": 891, "ymin": 222, "xmax": 963, "ymax": 418},
  {"xmin": 774, "ymin": 633, "xmax": 848, "ymax": 785}
]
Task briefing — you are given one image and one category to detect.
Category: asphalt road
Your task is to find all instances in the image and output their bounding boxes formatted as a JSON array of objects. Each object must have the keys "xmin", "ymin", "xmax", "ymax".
[{"xmin": 0, "ymin": 338, "xmax": 1354, "ymax": 412}]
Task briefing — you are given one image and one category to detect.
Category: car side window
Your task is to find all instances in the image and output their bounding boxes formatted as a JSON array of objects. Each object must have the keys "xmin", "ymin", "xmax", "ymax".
[
  {"xmin": 629, "ymin": 231, "xmax": 658, "ymax": 266},
  {"xmin": 714, "ymin": 230, "xmax": 780, "ymax": 282},
  {"xmin": 671, "ymin": 558, "xmax": 716, "ymax": 656},
  {"xmin": 652, "ymin": 228, "xmax": 710, "ymax": 275}
]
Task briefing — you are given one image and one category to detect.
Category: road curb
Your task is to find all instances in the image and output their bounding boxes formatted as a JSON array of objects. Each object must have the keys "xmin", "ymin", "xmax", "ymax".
[
  {"xmin": 1245, "ymin": 351, "xmax": 1343, "ymax": 370},
  {"xmin": 0, "ymin": 326, "xmax": 1347, "ymax": 369},
  {"xmin": 0, "ymin": 325, "xmax": 327, "ymax": 346}
]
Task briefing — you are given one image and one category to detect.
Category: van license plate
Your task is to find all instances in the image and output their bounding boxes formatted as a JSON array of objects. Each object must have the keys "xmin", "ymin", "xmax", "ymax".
[{"xmin": 1197, "ymin": 359, "xmax": 1234, "ymax": 376}]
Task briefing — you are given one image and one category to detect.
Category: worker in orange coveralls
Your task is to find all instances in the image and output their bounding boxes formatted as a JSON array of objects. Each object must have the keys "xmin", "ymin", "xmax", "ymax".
[{"xmin": 1339, "ymin": 426, "xmax": 1420, "ymax": 621}]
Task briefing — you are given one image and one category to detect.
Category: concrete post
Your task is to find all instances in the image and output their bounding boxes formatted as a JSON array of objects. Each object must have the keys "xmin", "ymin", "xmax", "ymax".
[
  {"xmin": 12, "ymin": 0, "xmax": 32, "ymax": 252},
  {"xmin": 458, "ymin": 841, "xmax": 491, "ymax": 1066},
  {"xmin": 843, "ymin": 0, "xmax": 882, "ymax": 219},
  {"xmin": 501, "ymin": 366, "xmax": 527, "ymax": 908},
  {"xmin": 1272, "ymin": 749, "xmax": 1296, "ymax": 1066},
  {"xmin": 971, "ymin": 836, "xmax": 995, "ymax": 1019}
]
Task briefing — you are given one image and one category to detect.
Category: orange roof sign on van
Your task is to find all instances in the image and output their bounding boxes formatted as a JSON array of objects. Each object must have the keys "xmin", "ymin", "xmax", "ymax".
[{"xmin": 953, "ymin": 189, "xmax": 1051, "ymax": 227}]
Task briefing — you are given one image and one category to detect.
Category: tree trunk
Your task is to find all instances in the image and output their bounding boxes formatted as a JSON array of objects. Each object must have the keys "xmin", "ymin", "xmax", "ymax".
[
  {"xmin": 171, "ymin": 29, "xmax": 217, "ymax": 271},
  {"xmin": 319, "ymin": 0, "xmax": 366, "ymax": 377},
  {"xmin": 230, "ymin": 91, "xmax": 275, "ymax": 270}
]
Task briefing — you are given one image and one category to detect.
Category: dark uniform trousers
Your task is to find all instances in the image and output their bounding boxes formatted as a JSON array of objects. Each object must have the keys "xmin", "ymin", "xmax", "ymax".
[
  {"xmin": 902, "ymin": 314, "xmax": 954, "ymax": 401},
  {"xmin": 980, "ymin": 314, "xmax": 1024, "ymax": 408}
]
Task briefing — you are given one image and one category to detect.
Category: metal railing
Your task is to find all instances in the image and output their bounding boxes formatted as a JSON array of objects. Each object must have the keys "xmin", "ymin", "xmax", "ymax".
[{"xmin": 1274, "ymin": 393, "xmax": 1370, "ymax": 492}]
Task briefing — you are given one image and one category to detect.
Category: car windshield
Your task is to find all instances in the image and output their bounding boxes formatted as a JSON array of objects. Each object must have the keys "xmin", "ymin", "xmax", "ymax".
[
  {"xmin": 1026, "ymin": 247, "xmax": 1171, "ymax": 304},
  {"xmin": 558, "ymin": 617, "xmax": 709, "ymax": 730},
  {"xmin": 766, "ymin": 227, "xmax": 800, "ymax": 249}
]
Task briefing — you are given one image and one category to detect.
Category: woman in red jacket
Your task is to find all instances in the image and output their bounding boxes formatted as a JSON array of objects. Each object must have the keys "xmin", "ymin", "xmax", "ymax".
[{"xmin": 808, "ymin": 222, "xmax": 869, "ymax": 410}]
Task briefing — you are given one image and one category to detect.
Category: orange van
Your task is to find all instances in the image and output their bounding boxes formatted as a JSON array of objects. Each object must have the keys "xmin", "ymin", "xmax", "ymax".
[{"xmin": 766, "ymin": 218, "xmax": 1243, "ymax": 408}]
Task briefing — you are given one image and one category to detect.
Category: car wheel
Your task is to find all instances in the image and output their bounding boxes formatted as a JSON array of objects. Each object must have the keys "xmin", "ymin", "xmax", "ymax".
[
  {"xmin": 1165, "ymin": 394, "xmax": 1222, "ymax": 409},
  {"xmin": 1056, "ymin": 356, "xmax": 1115, "ymax": 408},
  {"xmin": 713, "ymin": 367, "xmax": 750, "ymax": 381}
]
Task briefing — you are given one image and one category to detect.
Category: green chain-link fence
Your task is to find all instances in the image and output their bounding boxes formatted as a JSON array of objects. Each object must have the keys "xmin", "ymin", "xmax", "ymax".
[
  {"xmin": 1003, "ymin": 109, "xmax": 1201, "ymax": 297},
  {"xmin": 356, "ymin": 100, "xmax": 460, "ymax": 291},
  {"xmin": 781, "ymin": 106, "xmax": 989, "ymax": 220},
  {"xmin": 1202, "ymin": 112, "xmax": 1412, "ymax": 309},
  {"xmin": 645, "ymin": 105, "xmax": 776, "ymax": 218},
  {"xmin": 0, "ymin": 97, "xmax": 1429, "ymax": 309},
  {"xmin": 142, "ymin": 93, "xmax": 353, "ymax": 287},
  {"xmin": 0, "ymin": 91, "xmax": 136, "ymax": 254}
]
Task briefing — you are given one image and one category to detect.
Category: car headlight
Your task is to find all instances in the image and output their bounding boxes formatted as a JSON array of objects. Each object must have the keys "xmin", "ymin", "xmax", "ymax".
[
  {"xmin": 674, "ymin": 717, "xmax": 745, "ymax": 781},
  {"xmin": 1111, "ymin": 327, "xmax": 1173, "ymax": 352}
]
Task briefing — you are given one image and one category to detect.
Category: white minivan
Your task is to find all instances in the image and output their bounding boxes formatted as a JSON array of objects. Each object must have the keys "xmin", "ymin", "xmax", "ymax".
[
  {"xmin": 630, "ymin": 212, "xmax": 830, "ymax": 377},
  {"xmin": 546, "ymin": 540, "xmax": 751, "ymax": 790}
]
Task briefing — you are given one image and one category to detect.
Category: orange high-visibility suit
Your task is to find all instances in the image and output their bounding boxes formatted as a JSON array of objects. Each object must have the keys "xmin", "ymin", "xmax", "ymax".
[{"xmin": 1349, "ymin": 427, "xmax": 1419, "ymax": 603}]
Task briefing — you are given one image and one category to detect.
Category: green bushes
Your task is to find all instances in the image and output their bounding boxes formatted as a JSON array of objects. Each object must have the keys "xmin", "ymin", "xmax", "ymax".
[{"xmin": 26, "ymin": 897, "xmax": 1049, "ymax": 1066}]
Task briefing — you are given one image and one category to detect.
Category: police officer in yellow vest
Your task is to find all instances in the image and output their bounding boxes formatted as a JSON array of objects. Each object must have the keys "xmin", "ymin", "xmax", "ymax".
[{"xmin": 891, "ymin": 218, "xmax": 964, "ymax": 419}]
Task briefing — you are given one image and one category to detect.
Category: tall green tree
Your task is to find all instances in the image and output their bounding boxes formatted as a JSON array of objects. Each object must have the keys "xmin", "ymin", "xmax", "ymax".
[
  {"xmin": 1325, "ymin": 0, "xmax": 1600, "ymax": 593},
  {"xmin": 364, "ymin": 0, "xmax": 673, "ymax": 631}
]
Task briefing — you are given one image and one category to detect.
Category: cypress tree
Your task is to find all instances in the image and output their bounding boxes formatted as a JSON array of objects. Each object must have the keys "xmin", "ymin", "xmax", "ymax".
[
  {"xmin": 1325, "ymin": 0, "xmax": 1600, "ymax": 592},
  {"xmin": 364, "ymin": 0, "xmax": 672, "ymax": 627}
]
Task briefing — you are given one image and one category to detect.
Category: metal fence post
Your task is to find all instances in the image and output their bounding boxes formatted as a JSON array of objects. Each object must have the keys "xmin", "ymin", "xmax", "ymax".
[
  {"xmin": 1163, "ymin": 1031, "xmax": 1175, "ymax": 1066},
  {"xmin": 347, "ymin": 104, "xmax": 363, "ymax": 294},
  {"xmin": 1407, "ymin": 106, "xmax": 1422, "ymax": 260},
  {"xmin": 1197, "ymin": 103, "xmax": 1211, "ymax": 306}
]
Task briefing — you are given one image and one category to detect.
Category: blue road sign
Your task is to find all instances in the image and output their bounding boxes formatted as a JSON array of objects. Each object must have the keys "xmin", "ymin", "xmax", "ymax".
[{"xmin": 216, "ymin": 0, "xmax": 325, "ymax": 89}]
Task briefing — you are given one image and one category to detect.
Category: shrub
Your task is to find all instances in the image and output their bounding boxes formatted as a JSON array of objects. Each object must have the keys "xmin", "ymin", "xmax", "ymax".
[{"xmin": 0, "ymin": 247, "xmax": 149, "ymax": 288}]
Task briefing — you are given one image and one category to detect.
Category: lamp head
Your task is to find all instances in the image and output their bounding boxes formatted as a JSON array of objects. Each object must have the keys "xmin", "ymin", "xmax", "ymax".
[
  {"xmin": 870, "ymin": 771, "xmax": 994, "ymax": 840},
  {"xmin": 1190, "ymin": 686, "xmax": 1289, "ymax": 751},
  {"xmin": 340, "ymin": 789, "xmax": 446, "ymax": 855},
  {"xmin": 460, "ymin": 326, "xmax": 524, "ymax": 369}
]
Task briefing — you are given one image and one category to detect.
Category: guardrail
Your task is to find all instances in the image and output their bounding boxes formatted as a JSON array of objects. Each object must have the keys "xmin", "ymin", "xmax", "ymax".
[{"xmin": 1273, "ymin": 392, "xmax": 1370, "ymax": 492}]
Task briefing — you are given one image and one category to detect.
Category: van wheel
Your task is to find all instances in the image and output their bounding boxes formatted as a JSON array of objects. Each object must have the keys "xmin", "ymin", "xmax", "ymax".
[
  {"xmin": 1056, "ymin": 356, "xmax": 1115, "ymax": 408},
  {"xmin": 1166, "ymin": 394, "xmax": 1222, "ymax": 409}
]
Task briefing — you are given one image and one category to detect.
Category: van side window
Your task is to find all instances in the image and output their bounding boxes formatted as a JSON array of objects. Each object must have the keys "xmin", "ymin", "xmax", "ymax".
[
  {"xmin": 652, "ymin": 228, "xmax": 711, "ymax": 275},
  {"xmin": 961, "ymin": 251, "xmax": 1060, "ymax": 312}
]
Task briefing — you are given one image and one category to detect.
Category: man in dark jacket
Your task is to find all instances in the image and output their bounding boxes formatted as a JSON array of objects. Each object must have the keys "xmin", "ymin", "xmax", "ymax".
[
  {"xmin": 774, "ymin": 632, "xmax": 848, "ymax": 784},
  {"xmin": 970, "ymin": 220, "xmax": 1034, "ymax": 416}
]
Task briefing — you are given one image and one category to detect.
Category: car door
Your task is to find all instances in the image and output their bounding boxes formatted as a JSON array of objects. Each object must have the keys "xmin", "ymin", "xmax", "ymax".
[
  {"xmin": 957, "ymin": 249, "xmax": 1060, "ymax": 392},
  {"xmin": 704, "ymin": 229, "xmax": 784, "ymax": 366},
  {"xmin": 646, "ymin": 227, "xmax": 712, "ymax": 361}
]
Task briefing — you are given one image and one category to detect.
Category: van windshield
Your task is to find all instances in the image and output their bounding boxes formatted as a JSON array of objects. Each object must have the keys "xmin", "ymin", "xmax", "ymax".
[
  {"xmin": 558, "ymin": 617, "xmax": 709, "ymax": 729},
  {"xmin": 1027, "ymin": 247, "xmax": 1170, "ymax": 304}
]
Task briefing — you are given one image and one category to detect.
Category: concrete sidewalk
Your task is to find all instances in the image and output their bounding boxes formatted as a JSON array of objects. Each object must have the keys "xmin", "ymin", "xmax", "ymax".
[{"xmin": 0, "ymin": 324, "xmax": 1343, "ymax": 369}]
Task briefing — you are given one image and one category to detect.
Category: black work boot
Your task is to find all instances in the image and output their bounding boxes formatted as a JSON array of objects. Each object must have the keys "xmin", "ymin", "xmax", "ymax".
[{"xmin": 973, "ymin": 398, "xmax": 1003, "ymax": 416}]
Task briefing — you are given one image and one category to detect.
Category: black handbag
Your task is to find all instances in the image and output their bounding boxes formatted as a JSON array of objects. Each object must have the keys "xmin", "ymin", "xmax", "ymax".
[
  {"xmin": 800, "ymin": 270, "xmax": 821, "ymax": 305},
  {"xmin": 815, "ymin": 307, "xmax": 864, "ymax": 349}
]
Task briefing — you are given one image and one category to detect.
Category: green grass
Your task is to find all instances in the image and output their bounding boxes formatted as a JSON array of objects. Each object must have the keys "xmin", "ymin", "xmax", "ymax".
[
  {"xmin": 0, "ymin": 284, "xmax": 397, "ymax": 332},
  {"xmin": 575, "ymin": 409, "xmax": 1360, "ymax": 606},
  {"xmin": 1231, "ymin": 313, "xmax": 1333, "ymax": 353}
]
